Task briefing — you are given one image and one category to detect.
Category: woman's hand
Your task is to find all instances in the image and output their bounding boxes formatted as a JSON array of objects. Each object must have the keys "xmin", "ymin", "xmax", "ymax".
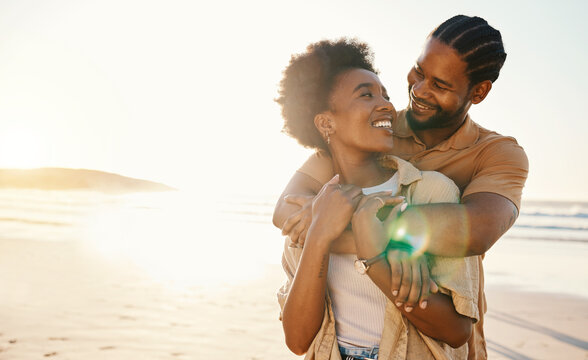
[
  {"xmin": 306, "ymin": 175, "xmax": 363, "ymax": 247},
  {"xmin": 351, "ymin": 193, "xmax": 406, "ymax": 253}
]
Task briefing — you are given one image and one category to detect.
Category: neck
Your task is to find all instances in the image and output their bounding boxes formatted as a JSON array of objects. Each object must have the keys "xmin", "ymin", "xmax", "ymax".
[
  {"xmin": 413, "ymin": 113, "xmax": 468, "ymax": 149},
  {"xmin": 329, "ymin": 148, "xmax": 391, "ymax": 188}
]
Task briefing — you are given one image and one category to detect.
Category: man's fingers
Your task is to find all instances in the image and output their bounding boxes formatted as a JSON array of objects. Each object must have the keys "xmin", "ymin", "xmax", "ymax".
[
  {"xmin": 288, "ymin": 220, "xmax": 305, "ymax": 244},
  {"xmin": 430, "ymin": 279, "xmax": 439, "ymax": 294},
  {"xmin": 284, "ymin": 194, "xmax": 314, "ymax": 207},
  {"xmin": 298, "ymin": 227, "xmax": 308, "ymax": 247},
  {"xmin": 396, "ymin": 256, "xmax": 412, "ymax": 307},
  {"xmin": 388, "ymin": 252, "xmax": 403, "ymax": 298},
  {"xmin": 419, "ymin": 259, "xmax": 431, "ymax": 309},
  {"xmin": 404, "ymin": 259, "xmax": 422, "ymax": 312},
  {"xmin": 281, "ymin": 209, "xmax": 303, "ymax": 236}
]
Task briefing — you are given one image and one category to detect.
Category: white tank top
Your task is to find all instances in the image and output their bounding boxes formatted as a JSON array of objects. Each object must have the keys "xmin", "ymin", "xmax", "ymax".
[{"xmin": 327, "ymin": 174, "xmax": 399, "ymax": 347}]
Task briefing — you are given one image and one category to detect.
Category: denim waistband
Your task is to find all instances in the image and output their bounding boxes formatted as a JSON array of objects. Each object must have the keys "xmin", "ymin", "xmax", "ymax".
[{"xmin": 339, "ymin": 345, "xmax": 379, "ymax": 360}]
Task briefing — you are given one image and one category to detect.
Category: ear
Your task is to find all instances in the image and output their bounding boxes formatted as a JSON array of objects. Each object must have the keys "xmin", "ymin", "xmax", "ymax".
[
  {"xmin": 470, "ymin": 80, "xmax": 492, "ymax": 104},
  {"xmin": 314, "ymin": 112, "xmax": 335, "ymax": 136}
]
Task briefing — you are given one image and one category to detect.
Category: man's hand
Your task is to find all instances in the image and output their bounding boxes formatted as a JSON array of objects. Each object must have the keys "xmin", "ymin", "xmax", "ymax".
[
  {"xmin": 387, "ymin": 250, "xmax": 438, "ymax": 312},
  {"xmin": 352, "ymin": 195, "xmax": 438, "ymax": 309},
  {"xmin": 281, "ymin": 194, "xmax": 314, "ymax": 247},
  {"xmin": 382, "ymin": 201, "xmax": 439, "ymax": 311}
]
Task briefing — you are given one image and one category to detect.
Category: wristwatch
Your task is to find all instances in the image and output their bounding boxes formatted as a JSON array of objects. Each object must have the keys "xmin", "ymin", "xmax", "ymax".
[{"xmin": 354, "ymin": 251, "xmax": 387, "ymax": 275}]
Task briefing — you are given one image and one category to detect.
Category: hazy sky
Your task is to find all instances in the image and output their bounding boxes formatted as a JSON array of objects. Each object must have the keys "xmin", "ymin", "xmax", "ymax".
[{"xmin": 0, "ymin": 0, "xmax": 586, "ymax": 201}]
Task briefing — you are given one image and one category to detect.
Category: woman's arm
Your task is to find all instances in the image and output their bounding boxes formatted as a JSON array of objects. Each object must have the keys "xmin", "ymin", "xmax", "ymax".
[
  {"xmin": 282, "ymin": 236, "xmax": 331, "ymax": 355},
  {"xmin": 281, "ymin": 175, "xmax": 363, "ymax": 355}
]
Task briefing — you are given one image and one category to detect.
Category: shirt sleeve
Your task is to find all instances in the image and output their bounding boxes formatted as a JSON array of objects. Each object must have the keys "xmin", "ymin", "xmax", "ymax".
[
  {"xmin": 408, "ymin": 171, "xmax": 480, "ymax": 321},
  {"xmin": 430, "ymin": 256, "xmax": 480, "ymax": 322},
  {"xmin": 297, "ymin": 151, "xmax": 334, "ymax": 185},
  {"xmin": 463, "ymin": 138, "xmax": 529, "ymax": 211}
]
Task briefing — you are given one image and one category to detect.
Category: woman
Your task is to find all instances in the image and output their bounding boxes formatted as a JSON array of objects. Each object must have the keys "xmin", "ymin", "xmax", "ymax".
[{"xmin": 276, "ymin": 38, "xmax": 479, "ymax": 360}]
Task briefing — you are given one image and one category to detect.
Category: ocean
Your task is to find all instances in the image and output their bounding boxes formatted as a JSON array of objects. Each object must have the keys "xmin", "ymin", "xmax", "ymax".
[{"xmin": 1, "ymin": 189, "xmax": 587, "ymax": 298}]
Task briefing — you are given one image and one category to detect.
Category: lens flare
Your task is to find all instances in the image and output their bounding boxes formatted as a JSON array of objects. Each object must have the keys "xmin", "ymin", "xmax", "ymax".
[
  {"xmin": 384, "ymin": 205, "xmax": 474, "ymax": 286},
  {"xmin": 385, "ymin": 212, "xmax": 428, "ymax": 257}
]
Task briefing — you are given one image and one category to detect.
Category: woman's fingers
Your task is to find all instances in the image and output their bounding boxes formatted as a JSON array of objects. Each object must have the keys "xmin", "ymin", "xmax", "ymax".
[{"xmin": 355, "ymin": 193, "xmax": 405, "ymax": 218}]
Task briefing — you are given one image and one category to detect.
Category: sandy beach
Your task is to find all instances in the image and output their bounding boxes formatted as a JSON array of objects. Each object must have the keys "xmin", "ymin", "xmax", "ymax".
[{"xmin": 0, "ymin": 234, "xmax": 587, "ymax": 360}]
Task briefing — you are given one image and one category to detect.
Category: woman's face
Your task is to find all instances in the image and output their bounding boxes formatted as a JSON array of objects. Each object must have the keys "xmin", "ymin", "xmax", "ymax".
[{"xmin": 326, "ymin": 68, "xmax": 396, "ymax": 154}]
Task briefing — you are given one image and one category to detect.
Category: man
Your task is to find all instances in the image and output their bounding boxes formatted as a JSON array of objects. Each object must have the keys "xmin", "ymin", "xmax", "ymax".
[{"xmin": 273, "ymin": 15, "xmax": 528, "ymax": 359}]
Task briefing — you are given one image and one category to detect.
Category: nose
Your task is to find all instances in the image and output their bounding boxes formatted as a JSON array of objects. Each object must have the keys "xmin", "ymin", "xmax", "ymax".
[
  {"xmin": 411, "ymin": 78, "xmax": 429, "ymax": 99},
  {"xmin": 377, "ymin": 98, "xmax": 396, "ymax": 114}
]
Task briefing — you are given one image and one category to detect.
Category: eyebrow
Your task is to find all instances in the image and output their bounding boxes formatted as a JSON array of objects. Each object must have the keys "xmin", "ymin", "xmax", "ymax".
[
  {"xmin": 352, "ymin": 83, "xmax": 374, "ymax": 93},
  {"xmin": 415, "ymin": 62, "xmax": 454, "ymax": 89}
]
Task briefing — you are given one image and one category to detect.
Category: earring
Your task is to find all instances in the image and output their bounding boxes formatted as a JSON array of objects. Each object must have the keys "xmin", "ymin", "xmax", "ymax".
[{"xmin": 325, "ymin": 131, "xmax": 331, "ymax": 145}]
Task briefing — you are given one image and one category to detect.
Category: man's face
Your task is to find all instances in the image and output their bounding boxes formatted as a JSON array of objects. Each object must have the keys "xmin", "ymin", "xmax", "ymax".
[{"xmin": 406, "ymin": 38, "xmax": 473, "ymax": 131}]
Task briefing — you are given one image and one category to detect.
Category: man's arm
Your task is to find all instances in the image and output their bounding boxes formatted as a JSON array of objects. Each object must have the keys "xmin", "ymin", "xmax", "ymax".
[
  {"xmin": 352, "ymin": 195, "xmax": 473, "ymax": 348},
  {"xmin": 399, "ymin": 192, "xmax": 518, "ymax": 257},
  {"xmin": 273, "ymin": 171, "xmax": 322, "ymax": 229}
]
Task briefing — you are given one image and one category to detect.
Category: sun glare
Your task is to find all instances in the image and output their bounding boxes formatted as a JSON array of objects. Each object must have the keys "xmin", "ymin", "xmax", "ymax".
[{"xmin": 0, "ymin": 128, "xmax": 44, "ymax": 169}]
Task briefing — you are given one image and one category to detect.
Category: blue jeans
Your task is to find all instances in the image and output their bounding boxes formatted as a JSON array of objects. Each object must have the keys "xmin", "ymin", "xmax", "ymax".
[{"xmin": 339, "ymin": 345, "xmax": 379, "ymax": 360}]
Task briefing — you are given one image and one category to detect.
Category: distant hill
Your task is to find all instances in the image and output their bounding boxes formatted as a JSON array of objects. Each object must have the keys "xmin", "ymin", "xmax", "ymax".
[{"xmin": 0, "ymin": 168, "xmax": 176, "ymax": 193}]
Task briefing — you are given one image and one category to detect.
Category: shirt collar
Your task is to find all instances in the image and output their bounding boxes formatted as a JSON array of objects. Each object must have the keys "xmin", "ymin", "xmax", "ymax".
[
  {"xmin": 395, "ymin": 109, "xmax": 480, "ymax": 150},
  {"xmin": 378, "ymin": 155, "xmax": 422, "ymax": 188}
]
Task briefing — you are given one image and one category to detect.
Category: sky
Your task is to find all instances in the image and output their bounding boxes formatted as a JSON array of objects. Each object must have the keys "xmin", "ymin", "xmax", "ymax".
[{"xmin": 0, "ymin": 0, "xmax": 586, "ymax": 202}]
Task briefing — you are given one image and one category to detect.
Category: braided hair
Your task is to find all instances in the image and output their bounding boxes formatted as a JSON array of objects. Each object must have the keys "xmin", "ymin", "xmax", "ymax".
[{"xmin": 431, "ymin": 15, "xmax": 507, "ymax": 85}]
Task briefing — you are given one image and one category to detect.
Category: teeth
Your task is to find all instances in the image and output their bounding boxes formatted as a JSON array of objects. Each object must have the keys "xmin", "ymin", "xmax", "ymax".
[
  {"xmin": 372, "ymin": 120, "xmax": 392, "ymax": 128},
  {"xmin": 413, "ymin": 100, "xmax": 434, "ymax": 110}
]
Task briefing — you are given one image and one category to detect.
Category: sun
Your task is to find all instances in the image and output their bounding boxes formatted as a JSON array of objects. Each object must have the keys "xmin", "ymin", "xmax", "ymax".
[{"xmin": 0, "ymin": 127, "xmax": 45, "ymax": 169}]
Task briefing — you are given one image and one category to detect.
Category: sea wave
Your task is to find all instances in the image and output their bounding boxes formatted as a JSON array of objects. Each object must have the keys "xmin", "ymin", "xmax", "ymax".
[
  {"xmin": 513, "ymin": 223, "xmax": 588, "ymax": 231},
  {"xmin": 521, "ymin": 211, "xmax": 588, "ymax": 219},
  {"xmin": 0, "ymin": 217, "xmax": 69, "ymax": 227},
  {"xmin": 502, "ymin": 235, "xmax": 588, "ymax": 243},
  {"xmin": 1, "ymin": 190, "xmax": 587, "ymax": 245}
]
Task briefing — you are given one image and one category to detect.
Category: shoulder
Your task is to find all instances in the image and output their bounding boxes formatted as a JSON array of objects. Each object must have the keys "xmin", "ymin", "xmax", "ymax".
[
  {"xmin": 471, "ymin": 122, "xmax": 529, "ymax": 170},
  {"xmin": 475, "ymin": 123, "xmax": 527, "ymax": 155},
  {"xmin": 297, "ymin": 150, "xmax": 334, "ymax": 185},
  {"xmin": 408, "ymin": 171, "xmax": 460, "ymax": 205}
]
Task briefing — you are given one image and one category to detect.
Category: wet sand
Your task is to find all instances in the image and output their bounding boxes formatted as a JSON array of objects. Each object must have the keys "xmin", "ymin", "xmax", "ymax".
[{"xmin": 0, "ymin": 238, "xmax": 586, "ymax": 359}]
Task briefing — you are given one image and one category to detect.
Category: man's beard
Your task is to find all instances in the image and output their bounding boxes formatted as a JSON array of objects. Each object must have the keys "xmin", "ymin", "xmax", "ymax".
[
  {"xmin": 406, "ymin": 108, "xmax": 448, "ymax": 130},
  {"xmin": 406, "ymin": 97, "xmax": 469, "ymax": 131}
]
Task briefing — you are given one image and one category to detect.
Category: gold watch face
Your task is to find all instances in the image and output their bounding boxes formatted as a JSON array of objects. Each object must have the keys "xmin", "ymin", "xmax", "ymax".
[{"xmin": 354, "ymin": 259, "xmax": 368, "ymax": 275}]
